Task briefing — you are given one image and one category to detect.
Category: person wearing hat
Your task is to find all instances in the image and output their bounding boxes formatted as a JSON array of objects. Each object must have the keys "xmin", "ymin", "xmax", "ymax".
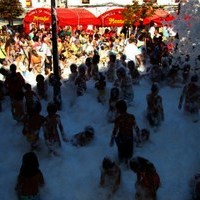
[
  {"xmin": 146, "ymin": 83, "xmax": 164, "ymax": 127},
  {"xmin": 178, "ymin": 75, "xmax": 200, "ymax": 122}
]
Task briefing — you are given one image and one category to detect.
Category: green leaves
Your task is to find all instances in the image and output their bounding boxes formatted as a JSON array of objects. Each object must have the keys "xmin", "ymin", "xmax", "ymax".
[
  {"xmin": 122, "ymin": 1, "xmax": 161, "ymax": 26},
  {"xmin": 0, "ymin": 0, "xmax": 24, "ymax": 20}
]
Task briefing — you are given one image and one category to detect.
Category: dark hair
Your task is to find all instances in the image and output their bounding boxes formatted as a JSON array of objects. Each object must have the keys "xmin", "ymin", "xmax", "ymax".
[
  {"xmin": 24, "ymin": 83, "xmax": 32, "ymax": 91},
  {"xmin": 85, "ymin": 57, "xmax": 92, "ymax": 67},
  {"xmin": 92, "ymin": 53, "xmax": 100, "ymax": 64},
  {"xmin": 47, "ymin": 102, "xmax": 58, "ymax": 114},
  {"xmin": 84, "ymin": 126, "xmax": 95, "ymax": 134},
  {"xmin": 32, "ymin": 36, "xmax": 39, "ymax": 42},
  {"xmin": 10, "ymin": 64, "xmax": 17, "ymax": 72},
  {"xmin": 36, "ymin": 74, "xmax": 45, "ymax": 82},
  {"xmin": 151, "ymin": 83, "xmax": 159, "ymax": 93},
  {"xmin": 109, "ymin": 53, "xmax": 116, "ymax": 62},
  {"xmin": 102, "ymin": 157, "xmax": 114, "ymax": 170},
  {"xmin": 78, "ymin": 64, "xmax": 86, "ymax": 74},
  {"xmin": 70, "ymin": 63, "xmax": 78, "ymax": 72},
  {"xmin": 127, "ymin": 60, "xmax": 135, "ymax": 70},
  {"xmin": 116, "ymin": 100, "xmax": 127, "ymax": 113},
  {"xmin": 110, "ymin": 87, "xmax": 119, "ymax": 98},
  {"xmin": 19, "ymin": 152, "xmax": 40, "ymax": 177},
  {"xmin": 130, "ymin": 156, "xmax": 156, "ymax": 174}
]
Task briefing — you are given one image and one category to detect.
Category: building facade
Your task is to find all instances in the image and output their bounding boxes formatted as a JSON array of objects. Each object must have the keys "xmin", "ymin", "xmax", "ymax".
[{"xmin": 20, "ymin": 0, "xmax": 180, "ymax": 10}]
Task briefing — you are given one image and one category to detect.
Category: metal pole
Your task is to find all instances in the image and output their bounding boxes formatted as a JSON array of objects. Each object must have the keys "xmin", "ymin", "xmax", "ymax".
[
  {"xmin": 51, "ymin": 0, "xmax": 62, "ymax": 110},
  {"xmin": 65, "ymin": 0, "xmax": 68, "ymax": 8},
  {"xmin": 177, "ymin": 2, "xmax": 181, "ymax": 15}
]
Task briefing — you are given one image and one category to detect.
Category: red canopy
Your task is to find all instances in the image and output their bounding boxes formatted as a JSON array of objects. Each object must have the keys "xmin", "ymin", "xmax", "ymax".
[
  {"xmin": 23, "ymin": 8, "xmax": 51, "ymax": 33},
  {"xmin": 98, "ymin": 8, "xmax": 125, "ymax": 27},
  {"xmin": 98, "ymin": 8, "xmax": 171, "ymax": 27},
  {"xmin": 57, "ymin": 8, "xmax": 101, "ymax": 27},
  {"xmin": 23, "ymin": 8, "xmax": 101, "ymax": 33}
]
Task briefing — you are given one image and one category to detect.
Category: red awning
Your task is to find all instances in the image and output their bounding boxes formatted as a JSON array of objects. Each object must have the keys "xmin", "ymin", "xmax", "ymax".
[
  {"xmin": 23, "ymin": 8, "xmax": 101, "ymax": 33},
  {"xmin": 23, "ymin": 8, "xmax": 51, "ymax": 25},
  {"xmin": 98, "ymin": 8, "xmax": 170, "ymax": 27},
  {"xmin": 98, "ymin": 8, "xmax": 125, "ymax": 27},
  {"xmin": 56, "ymin": 8, "xmax": 101, "ymax": 27}
]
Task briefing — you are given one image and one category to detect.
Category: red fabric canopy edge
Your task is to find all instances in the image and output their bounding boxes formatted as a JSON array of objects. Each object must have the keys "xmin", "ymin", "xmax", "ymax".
[{"xmin": 23, "ymin": 8, "xmax": 101, "ymax": 33}]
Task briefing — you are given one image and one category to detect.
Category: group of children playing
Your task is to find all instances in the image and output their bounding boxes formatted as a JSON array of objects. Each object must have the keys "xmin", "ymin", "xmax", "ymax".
[
  {"xmin": 1, "ymin": 41, "xmax": 200, "ymax": 199},
  {"xmin": 0, "ymin": 45, "xmax": 166, "ymax": 199}
]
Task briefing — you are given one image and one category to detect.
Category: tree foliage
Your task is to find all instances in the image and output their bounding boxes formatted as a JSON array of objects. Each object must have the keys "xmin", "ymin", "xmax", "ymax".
[
  {"xmin": 122, "ymin": 0, "xmax": 162, "ymax": 26},
  {"xmin": 0, "ymin": 0, "xmax": 24, "ymax": 25}
]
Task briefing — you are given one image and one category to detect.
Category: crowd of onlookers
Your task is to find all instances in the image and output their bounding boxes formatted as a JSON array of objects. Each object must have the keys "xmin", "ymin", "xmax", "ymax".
[{"xmin": 0, "ymin": 22, "xmax": 178, "ymax": 82}]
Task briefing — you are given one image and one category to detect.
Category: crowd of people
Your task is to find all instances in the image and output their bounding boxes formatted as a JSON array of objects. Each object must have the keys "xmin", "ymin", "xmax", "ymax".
[{"xmin": 0, "ymin": 21, "xmax": 200, "ymax": 200}]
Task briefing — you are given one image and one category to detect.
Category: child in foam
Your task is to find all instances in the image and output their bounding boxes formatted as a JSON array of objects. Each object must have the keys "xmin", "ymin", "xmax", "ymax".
[
  {"xmin": 43, "ymin": 102, "xmax": 68, "ymax": 156},
  {"xmin": 15, "ymin": 152, "xmax": 45, "ymax": 200}
]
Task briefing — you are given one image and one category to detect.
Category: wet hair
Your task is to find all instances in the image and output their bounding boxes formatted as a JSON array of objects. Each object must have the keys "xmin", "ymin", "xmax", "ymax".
[
  {"xmin": 151, "ymin": 83, "xmax": 159, "ymax": 93},
  {"xmin": 84, "ymin": 126, "xmax": 95, "ymax": 134},
  {"xmin": 102, "ymin": 157, "xmax": 114, "ymax": 170},
  {"xmin": 47, "ymin": 102, "xmax": 58, "ymax": 114},
  {"xmin": 36, "ymin": 74, "xmax": 45, "ymax": 82},
  {"xmin": 19, "ymin": 152, "xmax": 40, "ymax": 177},
  {"xmin": 130, "ymin": 156, "xmax": 156, "ymax": 174},
  {"xmin": 116, "ymin": 100, "xmax": 127, "ymax": 113},
  {"xmin": 10, "ymin": 64, "xmax": 17, "ymax": 72}
]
